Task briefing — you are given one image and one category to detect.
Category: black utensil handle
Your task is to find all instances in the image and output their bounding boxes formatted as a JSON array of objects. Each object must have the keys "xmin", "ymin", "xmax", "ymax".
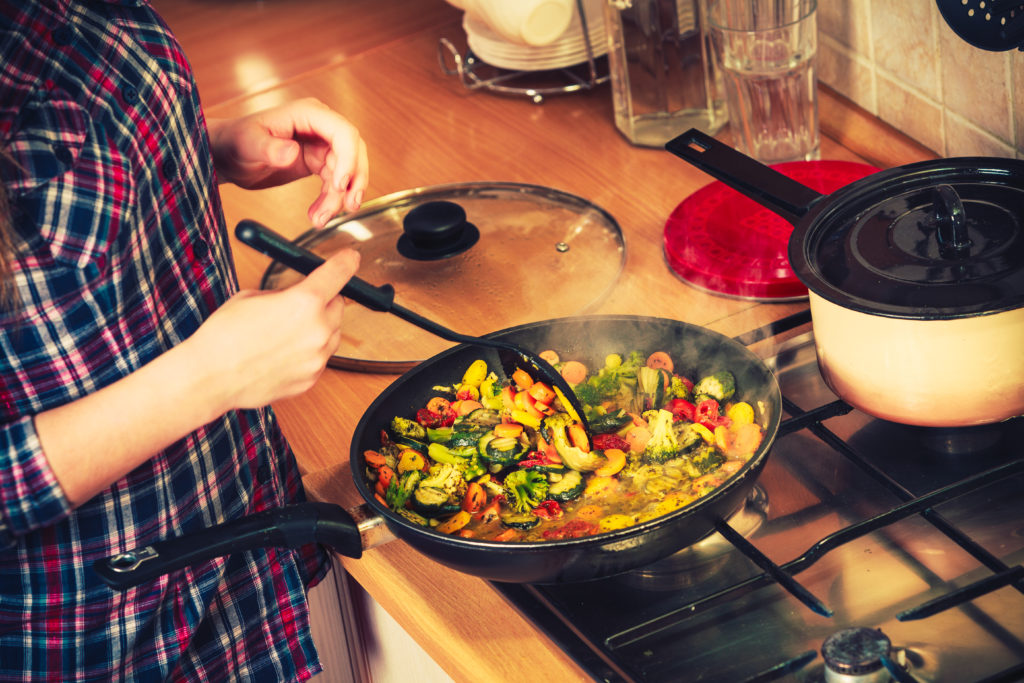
[
  {"xmin": 93, "ymin": 502, "xmax": 363, "ymax": 590},
  {"xmin": 664, "ymin": 129, "xmax": 825, "ymax": 227},
  {"xmin": 234, "ymin": 219, "xmax": 396, "ymax": 312}
]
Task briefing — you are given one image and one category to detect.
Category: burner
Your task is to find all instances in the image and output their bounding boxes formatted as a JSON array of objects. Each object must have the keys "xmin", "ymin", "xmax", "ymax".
[
  {"xmin": 616, "ymin": 486, "xmax": 768, "ymax": 591},
  {"xmin": 846, "ymin": 416, "xmax": 1024, "ymax": 496},
  {"xmin": 798, "ymin": 629, "xmax": 941, "ymax": 683},
  {"xmin": 822, "ymin": 628, "xmax": 892, "ymax": 682},
  {"xmin": 910, "ymin": 421, "xmax": 1010, "ymax": 456}
]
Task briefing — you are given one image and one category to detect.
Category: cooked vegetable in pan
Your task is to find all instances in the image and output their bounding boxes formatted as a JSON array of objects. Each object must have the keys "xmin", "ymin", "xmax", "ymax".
[{"xmin": 362, "ymin": 350, "xmax": 765, "ymax": 542}]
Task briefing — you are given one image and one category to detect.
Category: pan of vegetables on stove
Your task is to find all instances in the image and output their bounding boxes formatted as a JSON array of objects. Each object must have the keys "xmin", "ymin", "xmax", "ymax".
[{"xmin": 95, "ymin": 315, "xmax": 781, "ymax": 587}]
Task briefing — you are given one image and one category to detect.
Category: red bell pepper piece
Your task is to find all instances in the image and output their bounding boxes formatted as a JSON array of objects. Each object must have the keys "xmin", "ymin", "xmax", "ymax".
[
  {"xmin": 667, "ymin": 398, "xmax": 697, "ymax": 422},
  {"xmin": 696, "ymin": 398, "xmax": 731, "ymax": 429},
  {"xmin": 592, "ymin": 433, "xmax": 630, "ymax": 452},
  {"xmin": 532, "ymin": 499, "xmax": 563, "ymax": 520},
  {"xmin": 416, "ymin": 407, "xmax": 455, "ymax": 428}
]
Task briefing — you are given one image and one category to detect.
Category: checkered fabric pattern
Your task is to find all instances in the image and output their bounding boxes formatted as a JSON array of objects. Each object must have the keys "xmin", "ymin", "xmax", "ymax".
[{"xmin": 0, "ymin": 1, "xmax": 328, "ymax": 680}]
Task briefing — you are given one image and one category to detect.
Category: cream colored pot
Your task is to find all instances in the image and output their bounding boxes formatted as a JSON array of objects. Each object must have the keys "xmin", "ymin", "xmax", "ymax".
[
  {"xmin": 809, "ymin": 293, "xmax": 1024, "ymax": 427},
  {"xmin": 667, "ymin": 130, "xmax": 1024, "ymax": 428}
]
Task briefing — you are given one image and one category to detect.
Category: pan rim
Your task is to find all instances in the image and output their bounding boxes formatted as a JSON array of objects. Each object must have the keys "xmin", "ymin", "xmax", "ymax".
[{"xmin": 350, "ymin": 314, "xmax": 783, "ymax": 551}]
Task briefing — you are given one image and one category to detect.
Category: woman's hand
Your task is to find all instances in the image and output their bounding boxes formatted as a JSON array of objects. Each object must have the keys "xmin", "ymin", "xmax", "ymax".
[
  {"xmin": 35, "ymin": 248, "xmax": 360, "ymax": 508},
  {"xmin": 186, "ymin": 248, "xmax": 361, "ymax": 412},
  {"xmin": 208, "ymin": 98, "xmax": 369, "ymax": 227}
]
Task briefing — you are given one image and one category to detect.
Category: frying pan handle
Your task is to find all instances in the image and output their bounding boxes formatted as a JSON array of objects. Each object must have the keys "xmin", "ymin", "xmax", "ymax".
[
  {"xmin": 665, "ymin": 129, "xmax": 825, "ymax": 227},
  {"xmin": 235, "ymin": 219, "xmax": 396, "ymax": 312},
  {"xmin": 93, "ymin": 502, "xmax": 363, "ymax": 590}
]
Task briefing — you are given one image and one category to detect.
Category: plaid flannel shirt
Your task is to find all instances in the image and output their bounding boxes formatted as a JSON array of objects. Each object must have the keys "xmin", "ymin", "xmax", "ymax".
[{"xmin": 0, "ymin": 1, "xmax": 328, "ymax": 680}]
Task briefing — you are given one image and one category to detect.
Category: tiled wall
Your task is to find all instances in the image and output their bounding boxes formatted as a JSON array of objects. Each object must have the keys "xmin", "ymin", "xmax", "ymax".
[{"xmin": 817, "ymin": 0, "xmax": 1023, "ymax": 159}]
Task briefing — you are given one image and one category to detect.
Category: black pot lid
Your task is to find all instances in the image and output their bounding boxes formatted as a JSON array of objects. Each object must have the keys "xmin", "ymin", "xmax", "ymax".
[
  {"xmin": 259, "ymin": 182, "xmax": 625, "ymax": 372},
  {"xmin": 789, "ymin": 158, "xmax": 1024, "ymax": 319}
]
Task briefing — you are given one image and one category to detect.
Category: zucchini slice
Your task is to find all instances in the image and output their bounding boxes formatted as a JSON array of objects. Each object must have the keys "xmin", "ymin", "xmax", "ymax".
[
  {"xmin": 547, "ymin": 469, "xmax": 585, "ymax": 502},
  {"xmin": 500, "ymin": 511, "xmax": 541, "ymax": 530},
  {"xmin": 478, "ymin": 432, "xmax": 524, "ymax": 467},
  {"xmin": 411, "ymin": 486, "xmax": 460, "ymax": 516}
]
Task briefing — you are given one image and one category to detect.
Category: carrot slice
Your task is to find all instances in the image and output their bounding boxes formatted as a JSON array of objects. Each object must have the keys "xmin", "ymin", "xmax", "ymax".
[
  {"xmin": 623, "ymin": 426, "xmax": 652, "ymax": 452},
  {"xmin": 511, "ymin": 368, "xmax": 535, "ymax": 391},
  {"xmin": 377, "ymin": 465, "xmax": 397, "ymax": 489},
  {"xmin": 493, "ymin": 528, "xmax": 519, "ymax": 542},
  {"xmin": 595, "ymin": 448, "xmax": 626, "ymax": 477},
  {"xmin": 568, "ymin": 422, "xmax": 590, "ymax": 452},
  {"xmin": 560, "ymin": 360, "xmax": 588, "ymax": 385},
  {"xmin": 364, "ymin": 450, "xmax": 388, "ymax": 469},
  {"xmin": 453, "ymin": 399, "xmax": 483, "ymax": 416},
  {"xmin": 462, "ymin": 482, "xmax": 487, "ymax": 513},
  {"xmin": 527, "ymin": 381, "xmax": 556, "ymax": 405},
  {"xmin": 646, "ymin": 351, "xmax": 674, "ymax": 373}
]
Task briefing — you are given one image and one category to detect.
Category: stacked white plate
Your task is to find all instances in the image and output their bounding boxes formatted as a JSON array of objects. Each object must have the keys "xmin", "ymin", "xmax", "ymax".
[{"xmin": 464, "ymin": 0, "xmax": 607, "ymax": 71}]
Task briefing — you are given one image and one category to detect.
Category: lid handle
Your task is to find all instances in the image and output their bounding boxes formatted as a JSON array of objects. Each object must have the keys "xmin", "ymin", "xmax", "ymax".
[
  {"xmin": 932, "ymin": 184, "xmax": 972, "ymax": 259},
  {"xmin": 397, "ymin": 200, "xmax": 480, "ymax": 260}
]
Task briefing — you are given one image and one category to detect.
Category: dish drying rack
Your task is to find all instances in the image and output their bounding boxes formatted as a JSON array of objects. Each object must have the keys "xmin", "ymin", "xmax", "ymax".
[{"xmin": 438, "ymin": 0, "xmax": 608, "ymax": 104}]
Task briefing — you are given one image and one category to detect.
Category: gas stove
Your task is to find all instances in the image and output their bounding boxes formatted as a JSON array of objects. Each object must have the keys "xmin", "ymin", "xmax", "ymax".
[{"xmin": 493, "ymin": 313, "xmax": 1024, "ymax": 683}]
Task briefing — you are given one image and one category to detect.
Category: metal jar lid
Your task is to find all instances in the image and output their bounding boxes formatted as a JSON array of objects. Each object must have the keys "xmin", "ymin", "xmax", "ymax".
[
  {"xmin": 788, "ymin": 157, "xmax": 1024, "ymax": 320},
  {"xmin": 259, "ymin": 182, "xmax": 625, "ymax": 372}
]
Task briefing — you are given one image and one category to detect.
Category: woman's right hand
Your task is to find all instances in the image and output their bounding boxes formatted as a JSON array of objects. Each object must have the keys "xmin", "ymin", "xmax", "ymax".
[{"xmin": 184, "ymin": 248, "xmax": 361, "ymax": 413}]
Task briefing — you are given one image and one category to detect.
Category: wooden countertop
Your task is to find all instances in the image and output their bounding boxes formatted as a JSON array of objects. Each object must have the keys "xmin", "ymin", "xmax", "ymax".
[{"xmin": 168, "ymin": 5, "xmax": 937, "ymax": 680}]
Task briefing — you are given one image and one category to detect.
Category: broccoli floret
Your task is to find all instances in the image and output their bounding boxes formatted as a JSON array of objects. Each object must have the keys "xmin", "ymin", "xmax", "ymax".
[
  {"xmin": 670, "ymin": 375, "xmax": 692, "ymax": 401},
  {"xmin": 390, "ymin": 416, "xmax": 426, "ymax": 441},
  {"xmin": 426, "ymin": 441, "xmax": 484, "ymax": 479},
  {"xmin": 589, "ymin": 371, "xmax": 621, "ymax": 399},
  {"xmin": 572, "ymin": 381, "xmax": 602, "ymax": 406},
  {"xmin": 420, "ymin": 462, "xmax": 468, "ymax": 501},
  {"xmin": 385, "ymin": 470, "xmax": 422, "ymax": 509},
  {"xmin": 623, "ymin": 350, "xmax": 646, "ymax": 370},
  {"xmin": 541, "ymin": 413, "xmax": 605, "ymax": 472},
  {"xmin": 693, "ymin": 371, "xmax": 736, "ymax": 402},
  {"xmin": 573, "ymin": 351, "xmax": 646, "ymax": 408},
  {"xmin": 503, "ymin": 469, "xmax": 549, "ymax": 513},
  {"xmin": 642, "ymin": 409, "xmax": 680, "ymax": 464},
  {"xmin": 683, "ymin": 445, "xmax": 726, "ymax": 477}
]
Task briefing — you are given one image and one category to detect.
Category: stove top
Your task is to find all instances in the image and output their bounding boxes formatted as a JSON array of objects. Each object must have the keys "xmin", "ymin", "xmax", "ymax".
[{"xmin": 493, "ymin": 317, "xmax": 1024, "ymax": 683}]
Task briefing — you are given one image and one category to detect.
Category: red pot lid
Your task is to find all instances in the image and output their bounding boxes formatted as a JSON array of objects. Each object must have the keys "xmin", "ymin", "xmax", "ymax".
[{"xmin": 663, "ymin": 160, "xmax": 880, "ymax": 300}]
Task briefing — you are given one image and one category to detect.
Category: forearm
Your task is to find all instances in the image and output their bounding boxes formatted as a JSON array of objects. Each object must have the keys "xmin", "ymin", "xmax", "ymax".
[{"xmin": 34, "ymin": 335, "xmax": 231, "ymax": 508}]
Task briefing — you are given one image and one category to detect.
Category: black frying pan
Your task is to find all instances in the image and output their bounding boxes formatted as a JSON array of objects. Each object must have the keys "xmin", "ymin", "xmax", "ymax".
[{"xmin": 95, "ymin": 315, "xmax": 781, "ymax": 587}]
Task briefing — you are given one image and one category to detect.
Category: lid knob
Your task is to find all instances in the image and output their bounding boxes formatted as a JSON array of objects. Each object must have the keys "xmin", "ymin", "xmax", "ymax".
[
  {"xmin": 397, "ymin": 200, "xmax": 480, "ymax": 260},
  {"xmin": 931, "ymin": 184, "xmax": 972, "ymax": 259}
]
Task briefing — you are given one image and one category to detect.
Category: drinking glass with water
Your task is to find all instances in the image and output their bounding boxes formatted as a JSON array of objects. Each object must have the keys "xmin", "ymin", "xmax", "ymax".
[{"xmin": 708, "ymin": 0, "xmax": 819, "ymax": 165}]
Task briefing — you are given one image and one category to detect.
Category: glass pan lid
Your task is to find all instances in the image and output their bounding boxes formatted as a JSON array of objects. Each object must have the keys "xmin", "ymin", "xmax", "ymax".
[{"xmin": 260, "ymin": 182, "xmax": 626, "ymax": 372}]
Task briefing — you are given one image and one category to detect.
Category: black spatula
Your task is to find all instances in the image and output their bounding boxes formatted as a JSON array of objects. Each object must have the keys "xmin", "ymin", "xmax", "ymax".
[{"xmin": 234, "ymin": 219, "xmax": 590, "ymax": 432}]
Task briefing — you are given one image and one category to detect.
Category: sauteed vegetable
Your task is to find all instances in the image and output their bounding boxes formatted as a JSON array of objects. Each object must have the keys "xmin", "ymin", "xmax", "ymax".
[{"xmin": 362, "ymin": 350, "xmax": 765, "ymax": 542}]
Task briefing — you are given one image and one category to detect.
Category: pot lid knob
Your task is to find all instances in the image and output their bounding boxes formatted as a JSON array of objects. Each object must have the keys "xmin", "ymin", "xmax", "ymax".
[
  {"xmin": 930, "ymin": 184, "xmax": 972, "ymax": 259},
  {"xmin": 397, "ymin": 200, "xmax": 480, "ymax": 260}
]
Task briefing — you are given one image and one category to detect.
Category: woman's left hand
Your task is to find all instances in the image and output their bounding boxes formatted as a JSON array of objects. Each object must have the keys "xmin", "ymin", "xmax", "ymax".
[{"xmin": 209, "ymin": 98, "xmax": 369, "ymax": 227}]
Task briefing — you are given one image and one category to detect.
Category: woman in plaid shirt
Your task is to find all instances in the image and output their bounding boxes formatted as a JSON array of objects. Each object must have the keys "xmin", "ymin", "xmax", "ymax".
[{"xmin": 0, "ymin": 1, "xmax": 368, "ymax": 680}]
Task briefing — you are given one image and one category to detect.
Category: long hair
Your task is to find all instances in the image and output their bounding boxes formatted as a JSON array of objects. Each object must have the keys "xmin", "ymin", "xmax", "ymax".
[{"xmin": 0, "ymin": 147, "xmax": 18, "ymax": 309}]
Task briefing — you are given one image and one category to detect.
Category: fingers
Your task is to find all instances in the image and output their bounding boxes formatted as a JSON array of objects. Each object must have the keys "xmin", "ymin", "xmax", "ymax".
[
  {"xmin": 296, "ymin": 247, "xmax": 361, "ymax": 305},
  {"xmin": 280, "ymin": 99, "xmax": 367, "ymax": 226}
]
